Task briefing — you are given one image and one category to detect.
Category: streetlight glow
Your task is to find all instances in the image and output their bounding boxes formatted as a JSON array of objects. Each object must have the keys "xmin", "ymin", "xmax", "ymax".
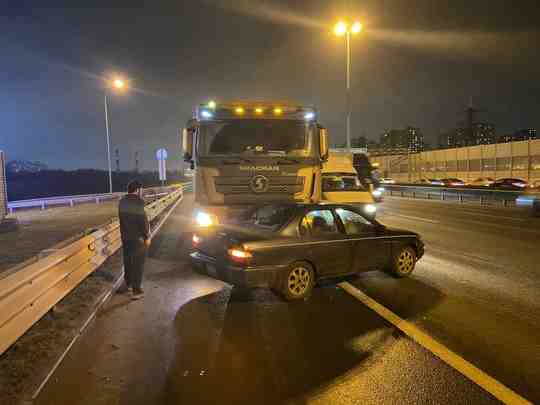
[
  {"xmin": 113, "ymin": 78, "xmax": 125, "ymax": 89},
  {"xmin": 334, "ymin": 21, "xmax": 347, "ymax": 36},
  {"xmin": 351, "ymin": 22, "xmax": 362, "ymax": 34}
]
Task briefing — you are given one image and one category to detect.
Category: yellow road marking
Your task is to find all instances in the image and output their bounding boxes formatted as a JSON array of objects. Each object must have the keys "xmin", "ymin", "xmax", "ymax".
[{"xmin": 339, "ymin": 281, "xmax": 532, "ymax": 405}]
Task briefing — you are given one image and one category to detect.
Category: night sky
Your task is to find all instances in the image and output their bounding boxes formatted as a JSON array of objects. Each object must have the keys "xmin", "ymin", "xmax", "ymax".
[{"xmin": 1, "ymin": 0, "xmax": 539, "ymax": 170}]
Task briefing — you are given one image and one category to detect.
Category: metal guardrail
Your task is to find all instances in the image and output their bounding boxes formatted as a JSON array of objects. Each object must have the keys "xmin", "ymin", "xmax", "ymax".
[
  {"xmin": 0, "ymin": 184, "xmax": 187, "ymax": 355},
  {"xmin": 6, "ymin": 185, "xmax": 181, "ymax": 213},
  {"xmin": 382, "ymin": 184, "xmax": 524, "ymax": 207}
]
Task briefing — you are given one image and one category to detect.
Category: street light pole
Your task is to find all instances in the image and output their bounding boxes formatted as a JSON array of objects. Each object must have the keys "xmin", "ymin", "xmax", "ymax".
[
  {"xmin": 346, "ymin": 30, "xmax": 351, "ymax": 150},
  {"xmin": 104, "ymin": 93, "xmax": 113, "ymax": 194},
  {"xmin": 334, "ymin": 21, "xmax": 361, "ymax": 151}
]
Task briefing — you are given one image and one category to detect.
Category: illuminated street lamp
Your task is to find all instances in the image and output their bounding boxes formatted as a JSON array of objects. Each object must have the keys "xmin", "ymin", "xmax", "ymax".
[
  {"xmin": 334, "ymin": 20, "xmax": 363, "ymax": 150},
  {"xmin": 104, "ymin": 77, "xmax": 128, "ymax": 193}
]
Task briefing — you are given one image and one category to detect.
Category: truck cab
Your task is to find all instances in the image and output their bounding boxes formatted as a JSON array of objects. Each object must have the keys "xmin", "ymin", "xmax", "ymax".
[{"xmin": 182, "ymin": 101, "xmax": 329, "ymax": 226}]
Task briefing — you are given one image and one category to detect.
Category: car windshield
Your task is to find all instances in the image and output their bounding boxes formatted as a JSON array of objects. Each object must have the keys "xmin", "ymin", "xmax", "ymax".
[
  {"xmin": 199, "ymin": 119, "xmax": 314, "ymax": 157},
  {"xmin": 322, "ymin": 173, "xmax": 365, "ymax": 192},
  {"xmin": 247, "ymin": 204, "xmax": 296, "ymax": 229}
]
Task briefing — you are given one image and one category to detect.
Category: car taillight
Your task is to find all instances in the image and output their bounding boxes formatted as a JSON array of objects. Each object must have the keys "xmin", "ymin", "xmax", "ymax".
[
  {"xmin": 192, "ymin": 234, "xmax": 202, "ymax": 246},
  {"xmin": 227, "ymin": 247, "xmax": 252, "ymax": 263}
]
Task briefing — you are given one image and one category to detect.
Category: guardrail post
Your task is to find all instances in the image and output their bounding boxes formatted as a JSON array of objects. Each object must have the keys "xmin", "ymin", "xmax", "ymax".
[
  {"xmin": 412, "ymin": 191, "xmax": 416, "ymax": 199},
  {"xmin": 41, "ymin": 202, "xmax": 45, "ymax": 210},
  {"xmin": 95, "ymin": 197, "xmax": 100, "ymax": 204},
  {"xmin": 427, "ymin": 193, "xmax": 431, "ymax": 200},
  {"xmin": 480, "ymin": 196, "xmax": 484, "ymax": 205},
  {"xmin": 503, "ymin": 199, "xmax": 508, "ymax": 208},
  {"xmin": 441, "ymin": 191, "xmax": 445, "ymax": 201},
  {"xmin": 459, "ymin": 195, "xmax": 463, "ymax": 204},
  {"xmin": 9, "ymin": 207, "xmax": 13, "ymax": 214},
  {"xmin": 389, "ymin": 190, "xmax": 393, "ymax": 196},
  {"xmin": 400, "ymin": 191, "xmax": 404, "ymax": 197},
  {"xmin": 70, "ymin": 199, "xmax": 74, "ymax": 207}
]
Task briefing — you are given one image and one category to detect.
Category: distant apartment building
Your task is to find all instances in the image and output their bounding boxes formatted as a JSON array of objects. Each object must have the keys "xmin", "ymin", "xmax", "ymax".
[
  {"xmin": 379, "ymin": 127, "xmax": 425, "ymax": 153},
  {"xmin": 440, "ymin": 122, "xmax": 496, "ymax": 148}
]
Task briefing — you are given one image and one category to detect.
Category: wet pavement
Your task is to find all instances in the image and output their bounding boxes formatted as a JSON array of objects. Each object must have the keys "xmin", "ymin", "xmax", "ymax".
[{"xmin": 34, "ymin": 196, "xmax": 506, "ymax": 405}]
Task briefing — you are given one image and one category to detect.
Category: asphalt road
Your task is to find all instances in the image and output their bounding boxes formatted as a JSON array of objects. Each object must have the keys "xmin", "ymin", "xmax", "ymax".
[{"xmin": 34, "ymin": 195, "xmax": 539, "ymax": 404}]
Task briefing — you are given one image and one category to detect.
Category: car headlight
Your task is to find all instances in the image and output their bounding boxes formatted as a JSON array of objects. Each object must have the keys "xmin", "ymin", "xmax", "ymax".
[
  {"xmin": 372, "ymin": 189, "xmax": 383, "ymax": 198},
  {"xmin": 364, "ymin": 204, "xmax": 377, "ymax": 215},
  {"xmin": 195, "ymin": 211, "xmax": 217, "ymax": 227}
]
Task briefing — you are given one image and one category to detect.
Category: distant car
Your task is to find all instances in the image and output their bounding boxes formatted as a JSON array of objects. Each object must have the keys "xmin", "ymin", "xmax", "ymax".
[
  {"xmin": 491, "ymin": 178, "xmax": 528, "ymax": 190},
  {"xmin": 441, "ymin": 178, "xmax": 465, "ymax": 187},
  {"xmin": 528, "ymin": 180, "xmax": 540, "ymax": 190},
  {"xmin": 427, "ymin": 179, "xmax": 444, "ymax": 186},
  {"xmin": 468, "ymin": 177, "xmax": 495, "ymax": 187},
  {"xmin": 414, "ymin": 178, "xmax": 431, "ymax": 185},
  {"xmin": 379, "ymin": 178, "xmax": 396, "ymax": 184},
  {"xmin": 191, "ymin": 203, "xmax": 424, "ymax": 300},
  {"xmin": 371, "ymin": 186, "xmax": 385, "ymax": 202}
]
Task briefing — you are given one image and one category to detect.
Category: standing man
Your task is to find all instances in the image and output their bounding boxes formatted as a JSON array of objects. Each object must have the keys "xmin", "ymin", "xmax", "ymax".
[{"xmin": 118, "ymin": 180, "xmax": 150, "ymax": 300}]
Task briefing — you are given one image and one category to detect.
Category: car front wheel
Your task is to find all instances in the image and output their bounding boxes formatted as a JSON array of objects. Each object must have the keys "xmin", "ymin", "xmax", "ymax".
[
  {"xmin": 279, "ymin": 261, "xmax": 315, "ymax": 301},
  {"xmin": 390, "ymin": 246, "xmax": 417, "ymax": 277}
]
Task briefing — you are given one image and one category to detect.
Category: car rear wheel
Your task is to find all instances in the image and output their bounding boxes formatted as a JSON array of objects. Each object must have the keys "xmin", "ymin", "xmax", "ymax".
[
  {"xmin": 390, "ymin": 246, "xmax": 416, "ymax": 277},
  {"xmin": 279, "ymin": 261, "xmax": 315, "ymax": 301}
]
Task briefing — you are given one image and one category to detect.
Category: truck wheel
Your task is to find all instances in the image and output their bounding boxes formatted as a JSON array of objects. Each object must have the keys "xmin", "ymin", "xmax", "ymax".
[
  {"xmin": 280, "ymin": 261, "xmax": 315, "ymax": 301},
  {"xmin": 389, "ymin": 246, "xmax": 416, "ymax": 278}
]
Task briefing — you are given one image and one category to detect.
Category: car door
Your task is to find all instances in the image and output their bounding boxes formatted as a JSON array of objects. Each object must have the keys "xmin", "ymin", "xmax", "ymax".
[
  {"xmin": 298, "ymin": 209, "xmax": 352, "ymax": 277},
  {"xmin": 334, "ymin": 207, "xmax": 390, "ymax": 272}
]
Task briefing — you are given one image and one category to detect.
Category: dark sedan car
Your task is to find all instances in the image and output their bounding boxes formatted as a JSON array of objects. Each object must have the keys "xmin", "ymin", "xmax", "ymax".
[
  {"xmin": 491, "ymin": 178, "xmax": 528, "ymax": 190},
  {"xmin": 190, "ymin": 203, "xmax": 424, "ymax": 300}
]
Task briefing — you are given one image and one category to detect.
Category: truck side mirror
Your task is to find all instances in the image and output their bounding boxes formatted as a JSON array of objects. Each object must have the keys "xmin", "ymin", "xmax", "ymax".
[
  {"xmin": 182, "ymin": 128, "xmax": 193, "ymax": 162},
  {"xmin": 319, "ymin": 128, "xmax": 329, "ymax": 161}
]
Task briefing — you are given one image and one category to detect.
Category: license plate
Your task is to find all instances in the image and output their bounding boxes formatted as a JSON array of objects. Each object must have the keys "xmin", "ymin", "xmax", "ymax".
[{"xmin": 206, "ymin": 263, "xmax": 217, "ymax": 277}]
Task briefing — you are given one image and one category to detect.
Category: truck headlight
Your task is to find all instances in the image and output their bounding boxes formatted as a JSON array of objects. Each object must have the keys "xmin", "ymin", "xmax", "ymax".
[
  {"xmin": 364, "ymin": 204, "xmax": 377, "ymax": 215},
  {"xmin": 195, "ymin": 211, "xmax": 217, "ymax": 227},
  {"xmin": 372, "ymin": 189, "xmax": 383, "ymax": 198}
]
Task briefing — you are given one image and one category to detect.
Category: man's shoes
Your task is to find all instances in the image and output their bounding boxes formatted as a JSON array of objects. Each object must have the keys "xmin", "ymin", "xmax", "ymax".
[
  {"xmin": 131, "ymin": 289, "xmax": 144, "ymax": 300},
  {"xmin": 118, "ymin": 285, "xmax": 133, "ymax": 294}
]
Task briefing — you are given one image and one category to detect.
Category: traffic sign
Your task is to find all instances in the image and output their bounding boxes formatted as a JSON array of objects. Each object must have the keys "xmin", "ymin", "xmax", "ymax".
[{"xmin": 156, "ymin": 148, "xmax": 168, "ymax": 161}]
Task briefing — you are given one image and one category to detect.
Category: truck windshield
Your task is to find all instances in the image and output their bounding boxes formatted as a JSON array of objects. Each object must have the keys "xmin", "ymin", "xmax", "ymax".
[
  {"xmin": 322, "ymin": 173, "xmax": 365, "ymax": 192},
  {"xmin": 199, "ymin": 119, "xmax": 314, "ymax": 157}
]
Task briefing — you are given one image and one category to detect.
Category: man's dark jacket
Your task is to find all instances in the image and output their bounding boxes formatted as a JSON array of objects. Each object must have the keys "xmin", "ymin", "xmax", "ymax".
[{"xmin": 118, "ymin": 194, "xmax": 150, "ymax": 242}]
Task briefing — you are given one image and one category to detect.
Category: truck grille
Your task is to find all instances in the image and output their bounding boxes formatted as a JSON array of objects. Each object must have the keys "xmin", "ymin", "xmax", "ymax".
[{"xmin": 215, "ymin": 176, "xmax": 304, "ymax": 195}]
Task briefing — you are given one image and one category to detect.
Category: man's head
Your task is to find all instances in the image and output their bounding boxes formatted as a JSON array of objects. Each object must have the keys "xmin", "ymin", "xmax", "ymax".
[{"xmin": 127, "ymin": 180, "xmax": 143, "ymax": 197}]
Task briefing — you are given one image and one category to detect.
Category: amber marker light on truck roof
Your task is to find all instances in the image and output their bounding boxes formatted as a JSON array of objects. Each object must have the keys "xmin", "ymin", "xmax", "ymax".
[
  {"xmin": 273, "ymin": 107, "xmax": 283, "ymax": 115},
  {"xmin": 235, "ymin": 106, "xmax": 245, "ymax": 114},
  {"xmin": 254, "ymin": 107, "xmax": 264, "ymax": 114}
]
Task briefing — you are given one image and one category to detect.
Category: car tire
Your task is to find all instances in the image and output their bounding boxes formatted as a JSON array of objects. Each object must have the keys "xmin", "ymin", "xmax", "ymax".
[
  {"xmin": 279, "ymin": 261, "xmax": 315, "ymax": 301},
  {"xmin": 389, "ymin": 246, "xmax": 417, "ymax": 278}
]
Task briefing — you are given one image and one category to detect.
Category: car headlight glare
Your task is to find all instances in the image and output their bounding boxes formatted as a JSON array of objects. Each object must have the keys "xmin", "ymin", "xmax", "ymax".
[
  {"xmin": 196, "ymin": 211, "xmax": 216, "ymax": 227},
  {"xmin": 364, "ymin": 204, "xmax": 377, "ymax": 214}
]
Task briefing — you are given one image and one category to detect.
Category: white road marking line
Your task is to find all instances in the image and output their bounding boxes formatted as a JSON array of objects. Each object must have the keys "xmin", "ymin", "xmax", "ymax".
[
  {"xmin": 457, "ymin": 210, "xmax": 527, "ymax": 221},
  {"xmin": 338, "ymin": 282, "xmax": 532, "ymax": 405},
  {"xmin": 381, "ymin": 212, "xmax": 440, "ymax": 224}
]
